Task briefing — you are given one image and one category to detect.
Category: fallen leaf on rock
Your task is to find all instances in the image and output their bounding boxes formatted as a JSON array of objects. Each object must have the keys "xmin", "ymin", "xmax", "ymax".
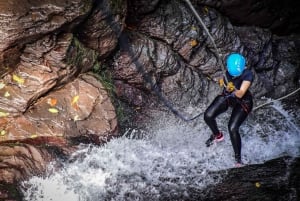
[
  {"xmin": 0, "ymin": 130, "xmax": 6, "ymax": 136},
  {"xmin": 71, "ymin": 95, "xmax": 79, "ymax": 105},
  {"xmin": 0, "ymin": 82, "xmax": 5, "ymax": 89},
  {"xmin": 190, "ymin": 39, "xmax": 198, "ymax": 47},
  {"xmin": 48, "ymin": 108, "xmax": 59, "ymax": 114},
  {"xmin": 0, "ymin": 111, "xmax": 9, "ymax": 117},
  {"xmin": 73, "ymin": 114, "xmax": 80, "ymax": 121},
  {"xmin": 30, "ymin": 134, "xmax": 38, "ymax": 139},
  {"xmin": 12, "ymin": 74, "xmax": 25, "ymax": 84},
  {"xmin": 47, "ymin": 98, "xmax": 57, "ymax": 107},
  {"xmin": 4, "ymin": 91, "xmax": 10, "ymax": 97}
]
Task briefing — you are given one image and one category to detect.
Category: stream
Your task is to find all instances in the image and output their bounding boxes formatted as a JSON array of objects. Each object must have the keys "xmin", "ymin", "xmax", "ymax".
[{"xmin": 21, "ymin": 100, "xmax": 300, "ymax": 201}]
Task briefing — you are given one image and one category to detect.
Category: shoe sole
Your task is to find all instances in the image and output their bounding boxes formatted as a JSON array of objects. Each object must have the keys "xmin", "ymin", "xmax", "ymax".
[{"xmin": 215, "ymin": 136, "xmax": 224, "ymax": 142}]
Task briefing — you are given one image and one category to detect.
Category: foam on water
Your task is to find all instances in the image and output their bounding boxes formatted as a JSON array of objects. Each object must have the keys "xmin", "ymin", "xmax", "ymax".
[{"xmin": 22, "ymin": 102, "xmax": 300, "ymax": 201}]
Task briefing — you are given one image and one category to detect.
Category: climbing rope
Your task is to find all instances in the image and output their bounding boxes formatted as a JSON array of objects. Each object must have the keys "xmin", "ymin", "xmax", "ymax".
[
  {"xmin": 253, "ymin": 87, "xmax": 300, "ymax": 111},
  {"xmin": 183, "ymin": 0, "xmax": 228, "ymax": 83}
]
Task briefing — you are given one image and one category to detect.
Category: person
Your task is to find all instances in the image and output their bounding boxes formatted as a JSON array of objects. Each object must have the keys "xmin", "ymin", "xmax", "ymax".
[{"xmin": 203, "ymin": 53, "xmax": 254, "ymax": 167}]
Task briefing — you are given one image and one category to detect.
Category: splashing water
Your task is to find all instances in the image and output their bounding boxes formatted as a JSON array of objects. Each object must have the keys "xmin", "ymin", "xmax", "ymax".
[{"xmin": 22, "ymin": 102, "xmax": 300, "ymax": 201}]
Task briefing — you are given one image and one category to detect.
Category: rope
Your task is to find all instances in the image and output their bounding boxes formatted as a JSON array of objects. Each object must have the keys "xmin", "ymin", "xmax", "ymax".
[
  {"xmin": 183, "ymin": 0, "xmax": 228, "ymax": 83},
  {"xmin": 253, "ymin": 87, "xmax": 300, "ymax": 111}
]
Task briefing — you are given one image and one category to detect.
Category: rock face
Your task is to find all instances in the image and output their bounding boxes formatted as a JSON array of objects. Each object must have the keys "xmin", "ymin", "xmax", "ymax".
[
  {"xmin": 0, "ymin": 0, "xmax": 119, "ymax": 187},
  {"xmin": 0, "ymin": 0, "xmax": 93, "ymax": 74}
]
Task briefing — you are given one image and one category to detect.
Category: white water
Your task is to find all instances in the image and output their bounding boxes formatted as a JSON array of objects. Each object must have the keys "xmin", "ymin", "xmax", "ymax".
[{"xmin": 22, "ymin": 101, "xmax": 300, "ymax": 201}]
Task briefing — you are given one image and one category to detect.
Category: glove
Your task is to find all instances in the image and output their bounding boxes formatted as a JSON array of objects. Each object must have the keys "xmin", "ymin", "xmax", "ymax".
[
  {"xmin": 219, "ymin": 78, "xmax": 224, "ymax": 87},
  {"xmin": 226, "ymin": 82, "xmax": 235, "ymax": 92}
]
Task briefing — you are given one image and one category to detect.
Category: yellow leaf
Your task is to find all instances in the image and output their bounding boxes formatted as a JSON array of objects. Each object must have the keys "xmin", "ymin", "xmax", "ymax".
[
  {"xmin": 255, "ymin": 182, "xmax": 261, "ymax": 188},
  {"xmin": 204, "ymin": 6, "xmax": 209, "ymax": 14},
  {"xmin": 71, "ymin": 95, "xmax": 79, "ymax": 105},
  {"xmin": 48, "ymin": 108, "xmax": 59, "ymax": 114},
  {"xmin": 30, "ymin": 134, "xmax": 38, "ymax": 139},
  {"xmin": 191, "ymin": 26, "xmax": 197, "ymax": 31},
  {"xmin": 190, "ymin": 39, "xmax": 198, "ymax": 47},
  {"xmin": 0, "ymin": 130, "xmax": 6, "ymax": 136},
  {"xmin": 4, "ymin": 91, "xmax": 10, "ymax": 97},
  {"xmin": 0, "ymin": 111, "xmax": 9, "ymax": 117},
  {"xmin": 73, "ymin": 115, "xmax": 80, "ymax": 121},
  {"xmin": 47, "ymin": 98, "xmax": 57, "ymax": 107},
  {"xmin": 0, "ymin": 82, "xmax": 5, "ymax": 90},
  {"xmin": 12, "ymin": 74, "xmax": 25, "ymax": 84}
]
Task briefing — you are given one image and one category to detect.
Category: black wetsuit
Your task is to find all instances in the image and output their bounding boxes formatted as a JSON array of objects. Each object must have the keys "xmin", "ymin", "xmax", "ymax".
[{"xmin": 204, "ymin": 69, "xmax": 254, "ymax": 163}]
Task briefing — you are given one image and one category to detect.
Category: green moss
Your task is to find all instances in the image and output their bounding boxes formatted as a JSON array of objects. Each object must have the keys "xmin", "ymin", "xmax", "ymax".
[
  {"xmin": 92, "ymin": 65, "xmax": 126, "ymax": 123},
  {"xmin": 110, "ymin": 0, "xmax": 123, "ymax": 13},
  {"xmin": 80, "ymin": 0, "xmax": 93, "ymax": 14},
  {"xmin": 67, "ymin": 37, "xmax": 100, "ymax": 71},
  {"xmin": 0, "ymin": 182, "xmax": 23, "ymax": 201}
]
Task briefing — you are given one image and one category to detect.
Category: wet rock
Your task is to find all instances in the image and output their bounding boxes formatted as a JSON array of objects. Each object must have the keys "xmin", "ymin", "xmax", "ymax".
[
  {"xmin": 0, "ymin": 33, "xmax": 98, "ymax": 115},
  {"xmin": 0, "ymin": 143, "xmax": 54, "ymax": 183},
  {"xmin": 77, "ymin": 0, "xmax": 127, "ymax": 58},
  {"xmin": 112, "ymin": 32, "xmax": 181, "ymax": 90},
  {"xmin": 0, "ymin": 0, "xmax": 93, "ymax": 74},
  {"xmin": 197, "ymin": 0, "xmax": 300, "ymax": 35},
  {"xmin": 0, "ymin": 74, "xmax": 117, "ymax": 143}
]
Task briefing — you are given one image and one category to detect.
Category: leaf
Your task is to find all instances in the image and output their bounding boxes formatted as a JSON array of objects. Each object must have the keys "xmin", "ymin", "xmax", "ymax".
[
  {"xmin": 0, "ymin": 82, "xmax": 5, "ymax": 90},
  {"xmin": 47, "ymin": 98, "xmax": 57, "ymax": 107},
  {"xmin": 73, "ymin": 115, "xmax": 80, "ymax": 121},
  {"xmin": 204, "ymin": 6, "xmax": 209, "ymax": 14},
  {"xmin": 4, "ymin": 91, "xmax": 10, "ymax": 97},
  {"xmin": 12, "ymin": 74, "xmax": 25, "ymax": 84},
  {"xmin": 255, "ymin": 182, "xmax": 261, "ymax": 188},
  {"xmin": 190, "ymin": 39, "xmax": 198, "ymax": 47},
  {"xmin": 0, "ymin": 111, "xmax": 9, "ymax": 117},
  {"xmin": 48, "ymin": 108, "xmax": 59, "ymax": 114},
  {"xmin": 71, "ymin": 95, "xmax": 79, "ymax": 105},
  {"xmin": 30, "ymin": 134, "xmax": 38, "ymax": 139},
  {"xmin": 0, "ymin": 130, "xmax": 6, "ymax": 136}
]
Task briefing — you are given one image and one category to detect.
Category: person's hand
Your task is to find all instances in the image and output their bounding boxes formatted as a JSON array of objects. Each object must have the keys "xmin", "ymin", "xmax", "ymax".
[{"xmin": 226, "ymin": 82, "xmax": 235, "ymax": 92}]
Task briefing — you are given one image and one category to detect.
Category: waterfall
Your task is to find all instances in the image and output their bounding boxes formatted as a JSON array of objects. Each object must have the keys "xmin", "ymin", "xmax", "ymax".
[{"xmin": 21, "ymin": 101, "xmax": 300, "ymax": 201}]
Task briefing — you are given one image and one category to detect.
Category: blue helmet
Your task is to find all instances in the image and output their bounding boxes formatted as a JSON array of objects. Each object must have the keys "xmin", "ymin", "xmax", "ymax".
[{"xmin": 226, "ymin": 53, "xmax": 246, "ymax": 77}]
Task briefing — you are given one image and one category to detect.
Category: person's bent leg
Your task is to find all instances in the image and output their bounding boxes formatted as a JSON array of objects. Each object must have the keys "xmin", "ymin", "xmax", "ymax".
[{"xmin": 204, "ymin": 95, "xmax": 228, "ymax": 146}]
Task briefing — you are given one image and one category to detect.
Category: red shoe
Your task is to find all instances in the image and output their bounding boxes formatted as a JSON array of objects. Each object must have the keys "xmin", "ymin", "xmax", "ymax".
[
  {"xmin": 215, "ymin": 133, "xmax": 224, "ymax": 142},
  {"xmin": 205, "ymin": 132, "xmax": 224, "ymax": 147},
  {"xmin": 235, "ymin": 163, "xmax": 244, "ymax": 168}
]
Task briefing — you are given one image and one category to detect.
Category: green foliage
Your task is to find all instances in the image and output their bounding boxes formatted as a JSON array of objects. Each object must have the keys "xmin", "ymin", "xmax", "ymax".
[
  {"xmin": 0, "ymin": 182, "xmax": 23, "ymax": 201},
  {"xmin": 110, "ymin": 0, "xmax": 123, "ymax": 13},
  {"xmin": 80, "ymin": 0, "xmax": 93, "ymax": 14},
  {"xmin": 93, "ymin": 66, "xmax": 115, "ymax": 96},
  {"xmin": 92, "ymin": 65, "xmax": 125, "ymax": 123}
]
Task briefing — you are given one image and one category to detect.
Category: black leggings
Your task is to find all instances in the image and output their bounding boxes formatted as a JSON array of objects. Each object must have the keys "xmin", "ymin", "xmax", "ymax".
[{"xmin": 204, "ymin": 95, "xmax": 253, "ymax": 161}]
